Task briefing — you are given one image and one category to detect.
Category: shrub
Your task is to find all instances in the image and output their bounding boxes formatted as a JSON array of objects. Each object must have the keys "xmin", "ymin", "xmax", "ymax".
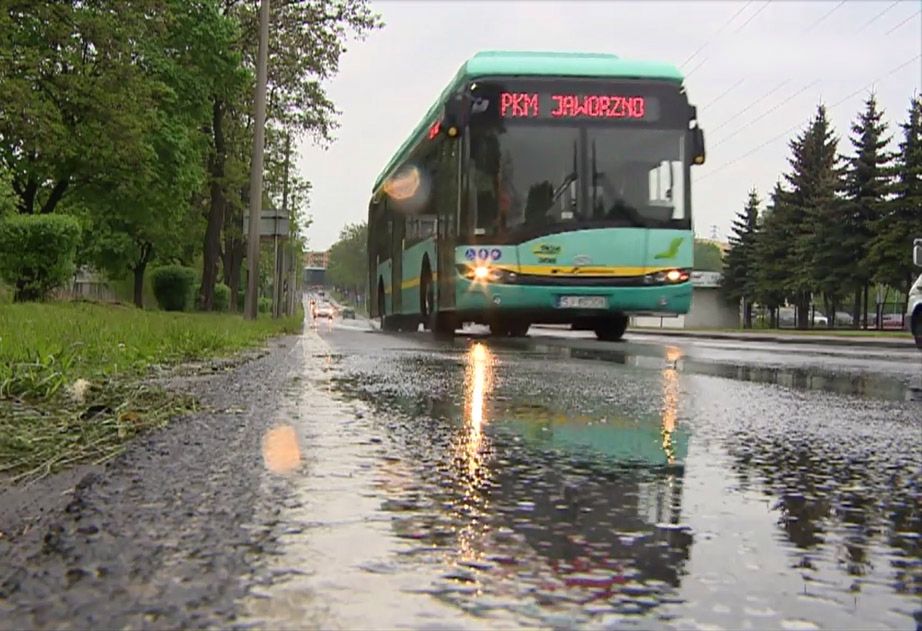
[
  {"xmin": 213, "ymin": 283, "xmax": 230, "ymax": 312},
  {"xmin": 0, "ymin": 214, "xmax": 81, "ymax": 301},
  {"xmin": 150, "ymin": 265, "xmax": 196, "ymax": 311},
  {"xmin": 258, "ymin": 296, "xmax": 271, "ymax": 313}
]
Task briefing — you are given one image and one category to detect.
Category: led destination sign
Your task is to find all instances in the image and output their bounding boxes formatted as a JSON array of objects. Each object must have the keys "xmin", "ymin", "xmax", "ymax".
[{"xmin": 497, "ymin": 91, "xmax": 658, "ymax": 121}]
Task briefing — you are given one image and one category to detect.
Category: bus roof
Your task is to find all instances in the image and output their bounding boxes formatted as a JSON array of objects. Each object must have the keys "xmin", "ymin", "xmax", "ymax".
[{"xmin": 372, "ymin": 50, "xmax": 684, "ymax": 192}]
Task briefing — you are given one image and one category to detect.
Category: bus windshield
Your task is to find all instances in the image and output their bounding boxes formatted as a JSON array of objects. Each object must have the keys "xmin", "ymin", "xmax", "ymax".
[{"xmin": 469, "ymin": 125, "xmax": 688, "ymax": 238}]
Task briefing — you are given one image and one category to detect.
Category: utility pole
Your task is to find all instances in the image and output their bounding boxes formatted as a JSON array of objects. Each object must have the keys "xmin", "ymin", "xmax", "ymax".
[
  {"xmin": 274, "ymin": 133, "xmax": 291, "ymax": 318},
  {"xmin": 244, "ymin": 0, "xmax": 270, "ymax": 320}
]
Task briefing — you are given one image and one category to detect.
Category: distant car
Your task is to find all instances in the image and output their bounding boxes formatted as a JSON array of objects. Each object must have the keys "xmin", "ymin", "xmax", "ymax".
[
  {"xmin": 314, "ymin": 303, "xmax": 334, "ymax": 319},
  {"xmin": 341, "ymin": 307, "xmax": 355, "ymax": 319},
  {"xmin": 833, "ymin": 311, "xmax": 854, "ymax": 327}
]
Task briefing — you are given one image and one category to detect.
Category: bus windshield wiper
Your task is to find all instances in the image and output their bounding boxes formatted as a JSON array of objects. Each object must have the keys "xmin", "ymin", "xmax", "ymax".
[{"xmin": 551, "ymin": 171, "xmax": 577, "ymax": 205}]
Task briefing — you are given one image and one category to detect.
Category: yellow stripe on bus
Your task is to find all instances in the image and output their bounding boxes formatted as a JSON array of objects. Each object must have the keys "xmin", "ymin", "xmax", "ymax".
[{"xmin": 493, "ymin": 264, "xmax": 673, "ymax": 277}]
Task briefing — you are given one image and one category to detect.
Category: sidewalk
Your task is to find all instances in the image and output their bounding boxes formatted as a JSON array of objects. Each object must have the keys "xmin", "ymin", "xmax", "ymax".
[{"xmin": 626, "ymin": 327, "xmax": 915, "ymax": 350}]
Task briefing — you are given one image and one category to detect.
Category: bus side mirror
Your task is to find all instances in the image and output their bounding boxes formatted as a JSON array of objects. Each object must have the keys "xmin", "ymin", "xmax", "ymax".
[
  {"xmin": 914, "ymin": 239, "xmax": 922, "ymax": 267},
  {"xmin": 692, "ymin": 126, "xmax": 706, "ymax": 165},
  {"xmin": 442, "ymin": 93, "xmax": 469, "ymax": 139}
]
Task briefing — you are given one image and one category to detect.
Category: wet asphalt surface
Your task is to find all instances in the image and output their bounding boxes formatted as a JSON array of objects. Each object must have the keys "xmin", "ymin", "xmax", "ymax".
[{"xmin": 1, "ymin": 310, "xmax": 920, "ymax": 629}]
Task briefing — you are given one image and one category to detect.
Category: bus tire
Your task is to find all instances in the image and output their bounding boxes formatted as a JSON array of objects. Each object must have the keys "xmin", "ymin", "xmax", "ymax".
[
  {"xmin": 594, "ymin": 313, "xmax": 628, "ymax": 342},
  {"xmin": 489, "ymin": 320, "xmax": 528, "ymax": 337},
  {"xmin": 913, "ymin": 308, "xmax": 922, "ymax": 350},
  {"xmin": 432, "ymin": 312, "xmax": 456, "ymax": 339}
]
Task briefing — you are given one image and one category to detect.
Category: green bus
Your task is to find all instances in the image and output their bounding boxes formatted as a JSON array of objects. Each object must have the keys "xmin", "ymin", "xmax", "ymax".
[{"xmin": 368, "ymin": 51, "xmax": 706, "ymax": 340}]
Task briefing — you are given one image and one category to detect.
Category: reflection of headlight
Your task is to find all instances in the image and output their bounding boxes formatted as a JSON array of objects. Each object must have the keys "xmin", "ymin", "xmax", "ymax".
[
  {"xmin": 458, "ymin": 264, "xmax": 517, "ymax": 284},
  {"xmin": 644, "ymin": 268, "xmax": 690, "ymax": 285}
]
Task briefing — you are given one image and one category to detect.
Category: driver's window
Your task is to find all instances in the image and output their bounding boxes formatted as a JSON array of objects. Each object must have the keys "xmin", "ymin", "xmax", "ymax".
[{"xmin": 647, "ymin": 160, "xmax": 685, "ymax": 219}]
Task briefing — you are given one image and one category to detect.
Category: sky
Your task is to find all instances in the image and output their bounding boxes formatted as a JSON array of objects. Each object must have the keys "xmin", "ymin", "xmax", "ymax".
[{"xmin": 295, "ymin": 0, "xmax": 922, "ymax": 251}]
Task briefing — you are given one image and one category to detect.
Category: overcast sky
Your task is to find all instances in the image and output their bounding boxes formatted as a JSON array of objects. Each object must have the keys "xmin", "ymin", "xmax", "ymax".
[{"xmin": 295, "ymin": 0, "xmax": 921, "ymax": 250}]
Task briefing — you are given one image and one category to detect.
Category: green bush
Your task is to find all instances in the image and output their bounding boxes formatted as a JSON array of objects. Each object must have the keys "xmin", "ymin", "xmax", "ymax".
[
  {"xmin": 258, "ymin": 296, "xmax": 271, "ymax": 313},
  {"xmin": 213, "ymin": 283, "xmax": 230, "ymax": 312},
  {"xmin": 150, "ymin": 265, "xmax": 196, "ymax": 311},
  {"xmin": 0, "ymin": 214, "xmax": 81, "ymax": 301}
]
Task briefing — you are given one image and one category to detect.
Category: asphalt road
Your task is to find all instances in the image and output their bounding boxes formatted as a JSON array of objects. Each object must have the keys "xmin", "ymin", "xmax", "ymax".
[{"xmin": 1, "ymin": 311, "xmax": 919, "ymax": 629}]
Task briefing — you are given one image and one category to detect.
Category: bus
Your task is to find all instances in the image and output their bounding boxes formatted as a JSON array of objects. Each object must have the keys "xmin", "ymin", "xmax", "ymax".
[
  {"xmin": 909, "ymin": 238, "xmax": 922, "ymax": 349},
  {"xmin": 368, "ymin": 51, "xmax": 706, "ymax": 340}
]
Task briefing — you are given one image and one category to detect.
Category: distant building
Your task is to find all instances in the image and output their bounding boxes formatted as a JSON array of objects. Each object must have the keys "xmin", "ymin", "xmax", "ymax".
[{"xmin": 304, "ymin": 250, "xmax": 329, "ymax": 269}]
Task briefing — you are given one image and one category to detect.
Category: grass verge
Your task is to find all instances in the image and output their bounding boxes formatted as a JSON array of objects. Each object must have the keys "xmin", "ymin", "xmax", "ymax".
[{"xmin": 0, "ymin": 301, "xmax": 303, "ymax": 483}]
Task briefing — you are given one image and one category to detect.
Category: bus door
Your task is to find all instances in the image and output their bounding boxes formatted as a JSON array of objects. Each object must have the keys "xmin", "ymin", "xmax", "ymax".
[
  {"xmin": 391, "ymin": 213, "xmax": 405, "ymax": 314},
  {"xmin": 437, "ymin": 139, "xmax": 461, "ymax": 310}
]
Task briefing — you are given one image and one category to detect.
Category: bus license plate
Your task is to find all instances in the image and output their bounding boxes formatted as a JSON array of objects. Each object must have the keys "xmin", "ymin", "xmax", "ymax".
[{"xmin": 558, "ymin": 295, "xmax": 607, "ymax": 309}]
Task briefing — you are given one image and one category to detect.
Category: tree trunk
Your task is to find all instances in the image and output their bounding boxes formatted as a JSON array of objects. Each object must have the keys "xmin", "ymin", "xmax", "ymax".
[
  {"xmin": 133, "ymin": 264, "xmax": 146, "ymax": 308},
  {"xmin": 851, "ymin": 289, "xmax": 860, "ymax": 329},
  {"xmin": 200, "ymin": 99, "xmax": 227, "ymax": 311},
  {"xmin": 862, "ymin": 284, "xmax": 869, "ymax": 329},
  {"xmin": 131, "ymin": 242, "xmax": 152, "ymax": 308},
  {"xmin": 222, "ymin": 234, "xmax": 245, "ymax": 311},
  {"xmin": 796, "ymin": 293, "xmax": 810, "ymax": 330}
]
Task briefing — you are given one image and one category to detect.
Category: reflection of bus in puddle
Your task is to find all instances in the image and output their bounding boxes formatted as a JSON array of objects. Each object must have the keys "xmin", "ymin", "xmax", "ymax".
[{"xmin": 442, "ymin": 342, "xmax": 693, "ymax": 613}]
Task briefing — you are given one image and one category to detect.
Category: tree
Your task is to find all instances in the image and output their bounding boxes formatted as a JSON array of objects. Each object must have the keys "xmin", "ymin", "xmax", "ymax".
[
  {"xmin": 722, "ymin": 189, "xmax": 760, "ymax": 327},
  {"xmin": 866, "ymin": 96, "xmax": 922, "ymax": 311},
  {"xmin": 197, "ymin": 0, "xmax": 382, "ymax": 310},
  {"xmin": 753, "ymin": 182, "xmax": 791, "ymax": 327},
  {"xmin": 0, "ymin": 1, "xmax": 174, "ymax": 216},
  {"xmin": 844, "ymin": 94, "xmax": 894, "ymax": 327},
  {"xmin": 72, "ymin": 0, "xmax": 234, "ymax": 307},
  {"xmin": 781, "ymin": 105, "xmax": 846, "ymax": 328},
  {"xmin": 0, "ymin": 167, "xmax": 15, "ymax": 216},
  {"xmin": 693, "ymin": 240, "xmax": 723, "ymax": 272},
  {"xmin": 326, "ymin": 221, "xmax": 367, "ymax": 299}
]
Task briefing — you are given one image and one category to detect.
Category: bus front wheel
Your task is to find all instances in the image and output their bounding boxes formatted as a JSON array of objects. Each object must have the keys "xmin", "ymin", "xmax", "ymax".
[
  {"xmin": 912, "ymin": 308, "xmax": 922, "ymax": 350},
  {"xmin": 594, "ymin": 313, "xmax": 628, "ymax": 342},
  {"xmin": 490, "ymin": 320, "xmax": 530, "ymax": 337}
]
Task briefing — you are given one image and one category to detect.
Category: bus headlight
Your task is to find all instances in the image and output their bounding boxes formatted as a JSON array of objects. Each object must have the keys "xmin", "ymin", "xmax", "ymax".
[
  {"xmin": 644, "ymin": 268, "xmax": 690, "ymax": 285},
  {"xmin": 458, "ymin": 264, "xmax": 517, "ymax": 284}
]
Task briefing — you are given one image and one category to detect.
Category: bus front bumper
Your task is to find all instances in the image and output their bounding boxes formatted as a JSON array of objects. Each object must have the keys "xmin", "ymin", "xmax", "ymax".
[{"xmin": 454, "ymin": 279, "xmax": 693, "ymax": 322}]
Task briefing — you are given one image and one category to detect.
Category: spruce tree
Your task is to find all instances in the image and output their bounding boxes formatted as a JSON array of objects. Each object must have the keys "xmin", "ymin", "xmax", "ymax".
[
  {"xmin": 866, "ymin": 96, "xmax": 922, "ymax": 313},
  {"xmin": 784, "ymin": 105, "xmax": 846, "ymax": 328},
  {"xmin": 753, "ymin": 182, "xmax": 790, "ymax": 327},
  {"xmin": 845, "ymin": 94, "xmax": 894, "ymax": 326},
  {"xmin": 722, "ymin": 189, "xmax": 760, "ymax": 327}
]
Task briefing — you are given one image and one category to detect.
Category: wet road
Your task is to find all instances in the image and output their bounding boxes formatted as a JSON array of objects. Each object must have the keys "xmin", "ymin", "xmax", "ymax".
[
  {"xmin": 242, "ymin": 317, "xmax": 921, "ymax": 629},
  {"xmin": 1, "ymin": 314, "xmax": 919, "ymax": 629}
]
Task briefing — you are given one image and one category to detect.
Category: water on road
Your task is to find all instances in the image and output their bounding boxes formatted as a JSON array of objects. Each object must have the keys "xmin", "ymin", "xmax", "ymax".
[{"xmin": 242, "ymin": 321, "xmax": 921, "ymax": 630}]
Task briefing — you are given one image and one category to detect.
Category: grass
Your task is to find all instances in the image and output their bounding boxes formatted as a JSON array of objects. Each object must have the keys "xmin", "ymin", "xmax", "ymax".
[{"xmin": 0, "ymin": 301, "xmax": 303, "ymax": 483}]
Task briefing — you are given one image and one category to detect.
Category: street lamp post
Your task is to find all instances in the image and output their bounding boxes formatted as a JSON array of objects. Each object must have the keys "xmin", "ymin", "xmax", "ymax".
[{"xmin": 244, "ymin": 0, "xmax": 270, "ymax": 320}]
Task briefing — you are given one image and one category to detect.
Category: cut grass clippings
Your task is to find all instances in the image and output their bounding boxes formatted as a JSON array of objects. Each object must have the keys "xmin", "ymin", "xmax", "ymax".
[{"xmin": 0, "ymin": 301, "xmax": 303, "ymax": 483}]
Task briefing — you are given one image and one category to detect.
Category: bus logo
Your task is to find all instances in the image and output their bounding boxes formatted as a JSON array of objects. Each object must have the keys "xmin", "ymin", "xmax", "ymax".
[
  {"xmin": 572, "ymin": 255, "xmax": 592, "ymax": 267},
  {"xmin": 531, "ymin": 243, "xmax": 561, "ymax": 256},
  {"xmin": 464, "ymin": 248, "xmax": 476, "ymax": 261},
  {"xmin": 490, "ymin": 248, "xmax": 502, "ymax": 261},
  {"xmin": 478, "ymin": 248, "xmax": 490, "ymax": 260}
]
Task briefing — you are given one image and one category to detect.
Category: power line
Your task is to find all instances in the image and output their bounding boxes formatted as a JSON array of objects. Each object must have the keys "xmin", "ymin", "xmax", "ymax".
[
  {"xmin": 732, "ymin": 0, "xmax": 772, "ymax": 34},
  {"xmin": 804, "ymin": 0, "xmax": 847, "ymax": 33},
  {"xmin": 703, "ymin": 78, "xmax": 746, "ymax": 109},
  {"xmin": 885, "ymin": 9, "xmax": 921, "ymax": 35},
  {"xmin": 855, "ymin": 0, "xmax": 899, "ymax": 34},
  {"xmin": 681, "ymin": 1, "xmax": 754, "ymax": 68},
  {"xmin": 697, "ymin": 54, "xmax": 922, "ymax": 183},
  {"xmin": 711, "ymin": 80, "xmax": 821, "ymax": 148},
  {"xmin": 710, "ymin": 79, "xmax": 791, "ymax": 133}
]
